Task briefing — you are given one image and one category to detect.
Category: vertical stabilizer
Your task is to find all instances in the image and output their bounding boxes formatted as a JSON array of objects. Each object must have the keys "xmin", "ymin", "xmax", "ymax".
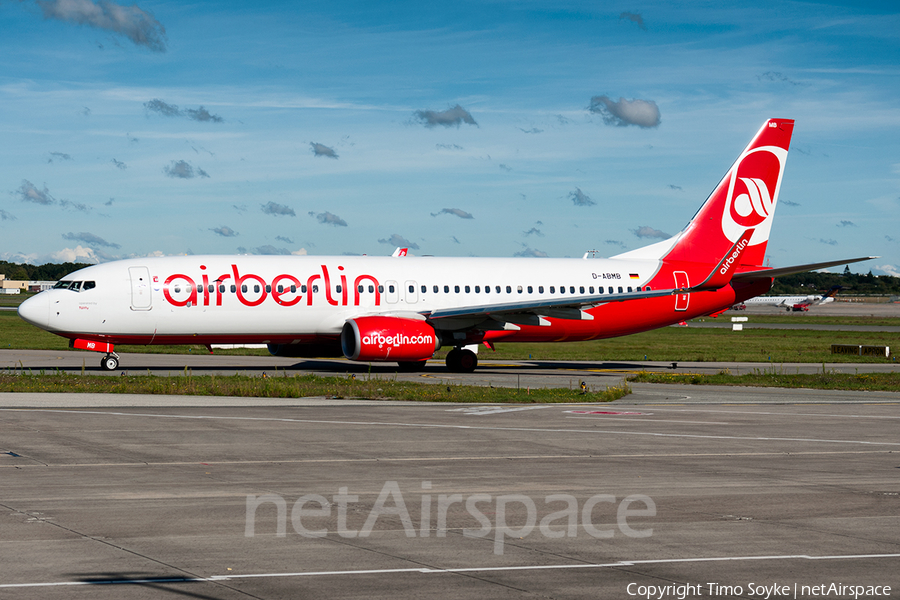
[{"xmin": 663, "ymin": 119, "xmax": 794, "ymax": 268}]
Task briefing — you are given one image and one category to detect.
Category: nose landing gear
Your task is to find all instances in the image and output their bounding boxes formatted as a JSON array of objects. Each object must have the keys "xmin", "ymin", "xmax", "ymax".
[{"xmin": 100, "ymin": 353, "xmax": 120, "ymax": 371}]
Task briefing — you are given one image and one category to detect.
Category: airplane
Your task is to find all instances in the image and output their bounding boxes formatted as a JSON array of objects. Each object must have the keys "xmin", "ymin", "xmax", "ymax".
[
  {"xmin": 17, "ymin": 118, "xmax": 874, "ymax": 373},
  {"xmin": 736, "ymin": 285, "xmax": 843, "ymax": 311}
]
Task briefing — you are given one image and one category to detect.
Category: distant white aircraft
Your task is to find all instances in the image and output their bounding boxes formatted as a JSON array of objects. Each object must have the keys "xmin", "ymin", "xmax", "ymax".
[
  {"xmin": 736, "ymin": 285, "xmax": 842, "ymax": 312},
  {"xmin": 18, "ymin": 119, "xmax": 873, "ymax": 372}
]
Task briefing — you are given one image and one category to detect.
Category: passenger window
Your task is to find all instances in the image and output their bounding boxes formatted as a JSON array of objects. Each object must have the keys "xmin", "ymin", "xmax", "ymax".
[
  {"xmin": 475, "ymin": 286, "xmax": 480, "ymax": 293},
  {"xmin": 627, "ymin": 287, "xmax": 632, "ymax": 293},
  {"xmin": 589, "ymin": 286, "xmax": 594, "ymax": 294},
  {"xmin": 579, "ymin": 286, "xmax": 585, "ymax": 294},
  {"xmin": 388, "ymin": 285, "xmax": 395, "ymax": 293},
  {"xmin": 495, "ymin": 286, "xmax": 501, "ymax": 293},
  {"xmin": 421, "ymin": 285, "xmax": 426, "ymax": 293},
  {"xmin": 378, "ymin": 285, "xmax": 384, "ymax": 293},
  {"xmin": 219, "ymin": 285, "xmax": 226, "ymax": 293},
  {"xmin": 254, "ymin": 285, "xmax": 261, "ymax": 293},
  {"xmin": 559, "ymin": 286, "xmax": 565, "ymax": 294},
  {"xmin": 291, "ymin": 285, "xmax": 297, "ymax": 293},
  {"xmin": 301, "ymin": 285, "xmax": 308, "ymax": 293},
  {"xmin": 646, "ymin": 286, "xmax": 652, "ymax": 291},
  {"xmin": 266, "ymin": 285, "xmax": 271, "ymax": 293},
  {"xmin": 208, "ymin": 284, "xmax": 214, "ymax": 293},
  {"xmin": 409, "ymin": 285, "xmax": 414, "ymax": 293},
  {"xmin": 358, "ymin": 285, "xmax": 364, "ymax": 293},
  {"xmin": 454, "ymin": 285, "xmax": 460, "ymax": 293},
  {"xmin": 608, "ymin": 287, "xmax": 613, "ymax": 294},
  {"xmin": 241, "ymin": 285, "xmax": 248, "ymax": 293},
  {"xmin": 336, "ymin": 285, "xmax": 342, "ymax": 293},
  {"xmin": 538, "ymin": 286, "xmax": 544, "ymax": 293},
  {"xmin": 598, "ymin": 288, "xmax": 604, "ymax": 294},
  {"xmin": 231, "ymin": 285, "xmax": 237, "ymax": 293},
  {"xmin": 369, "ymin": 285, "xmax": 374, "ymax": 293},
  {"xmin": 527, "ymin": 286, "xmax": 533, "ymax": 293},
  {"xmin": 313, "ymin": 285, "xmax": 319, "ymax": 293},
  {"xmin": 505, "ymin": 285, "xmax": 511, "ymax": 293},
  {"xmin": 174, "ymin": 285, "xmax": 181, "ymax": 293},
  {"xmin": 517, "ymin": 286, "xmax": 523, "ymax": 293},
  {"xmin": 434, "ymin": 285, "xmax": 439, "ymax": 293},
  {"xmin": 637, "ymin": 286, "xmax": 642, "ymax": 291},
  {"xmin": 550, "ymin": 286, "xmax": 555, "ymax": 293},
  {"xmin": 485, "ymin": 286, "xmax": 490, "ymax": 294},
  {"xmin": 618, "ymin": 287, "xmax": 623, "ymax": 293},
  {"xmin": 570, "ymin": 286, "xmax": 575, "ymax": 294}
]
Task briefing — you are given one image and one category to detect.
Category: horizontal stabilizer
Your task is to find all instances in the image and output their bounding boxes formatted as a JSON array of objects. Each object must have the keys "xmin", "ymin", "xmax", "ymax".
[{"xmin": 732, "ymin": 256, "xmax": 877, "ymax": 280}]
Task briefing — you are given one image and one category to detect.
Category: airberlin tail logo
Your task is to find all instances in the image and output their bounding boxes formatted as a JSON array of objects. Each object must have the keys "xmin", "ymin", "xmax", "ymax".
[
  {"xmin": 721, "ymin": 146, "xmax": 787, "ymax": 245},
  {"xmin": 731, "ymin": 177, "xmax": 773, "ymax": 227}
]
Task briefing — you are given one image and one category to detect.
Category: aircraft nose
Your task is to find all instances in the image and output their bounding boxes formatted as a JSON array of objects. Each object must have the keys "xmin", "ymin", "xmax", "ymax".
[{"xmin": 17, "ymin": 292, "xmax": 51, "ymax": 329}]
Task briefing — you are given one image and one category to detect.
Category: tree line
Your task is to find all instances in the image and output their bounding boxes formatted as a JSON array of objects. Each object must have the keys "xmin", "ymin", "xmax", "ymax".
[
  {"xmin": 0, "ymin": 261, "xmax": 93, "ymax": 282},
  {"xmin": 769, "ymin": 267, "xmax": 900, "ymax": 296}
]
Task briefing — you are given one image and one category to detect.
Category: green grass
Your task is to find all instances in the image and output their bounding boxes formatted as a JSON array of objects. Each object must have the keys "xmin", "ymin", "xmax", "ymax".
[
  {"xmin": 627, "ymin": 369, "xmax": 900, "ymax": 392},
  {"xmin": 690, "ymin": 313, "xmax": 900, "ymax": 326},
  {"xmin": 443, "ymin": 328, "xmax": 897, "ymax": 364},
  {"xmin": 0, "ymin": 371, "xmax": 630, "ymax": 403}
]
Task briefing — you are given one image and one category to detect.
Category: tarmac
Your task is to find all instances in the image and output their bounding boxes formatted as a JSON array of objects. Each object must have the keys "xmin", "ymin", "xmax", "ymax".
[{"xmin": 1, "ymin": 390, "xmax": 898, "ymax": 599}]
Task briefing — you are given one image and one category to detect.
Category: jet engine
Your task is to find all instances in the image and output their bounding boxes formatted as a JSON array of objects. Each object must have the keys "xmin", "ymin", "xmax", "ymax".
[{"xmin": 341, "ymin": 316, "xmax": 439, "ymax": 362}]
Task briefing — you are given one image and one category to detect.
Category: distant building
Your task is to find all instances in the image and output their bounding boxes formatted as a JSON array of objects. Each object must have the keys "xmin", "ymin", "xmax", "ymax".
[{"xmin": 0, "ymin": 274, "xmax": 55, "ymax": 293}]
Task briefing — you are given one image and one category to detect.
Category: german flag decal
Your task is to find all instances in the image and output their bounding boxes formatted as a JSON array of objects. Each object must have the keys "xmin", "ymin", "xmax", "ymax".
[{"xmin": 629, "ymin": 273, "xmax": 640, "ymax": 279}]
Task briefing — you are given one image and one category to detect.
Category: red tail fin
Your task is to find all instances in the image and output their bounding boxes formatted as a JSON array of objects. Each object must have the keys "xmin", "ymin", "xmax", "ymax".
[{"xmin": 663, "ymin": 119, "xmax": 794, "ymax": 268}]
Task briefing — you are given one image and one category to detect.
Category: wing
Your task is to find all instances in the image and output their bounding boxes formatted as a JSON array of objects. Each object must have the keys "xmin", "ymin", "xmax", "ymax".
[{"xmin": 422, "ymin": 286, "xmax": 678, "ymax": 328}]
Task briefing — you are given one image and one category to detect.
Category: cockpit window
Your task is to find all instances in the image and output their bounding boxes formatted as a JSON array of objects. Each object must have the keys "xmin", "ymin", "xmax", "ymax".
[{"xmin": 52, "ymin": 280, "xmax": 95, "ymax": 292}]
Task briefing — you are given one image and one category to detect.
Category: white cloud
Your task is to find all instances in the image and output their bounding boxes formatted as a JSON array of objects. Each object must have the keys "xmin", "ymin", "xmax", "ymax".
[
  {"xmin": 413, "ymin": 104, "xmax": 477, "ymax": 128},
  {"xmin": 50, "ymin": 245, "xmax": 100, "ymax": 263},
  {"xmin": 589, "ymin": 96, "xmax": 661, "ymax": 128},
  {"xmin": 632, "ymin": 226, "xmax": 670, "ymax": 239},
  {"xmin": 35, "ymin": 0, "xmax": 168, "ymax": 52},
  {"xmin": 874, "ymin": 264, "xmax": 900, "ymax": 277}
]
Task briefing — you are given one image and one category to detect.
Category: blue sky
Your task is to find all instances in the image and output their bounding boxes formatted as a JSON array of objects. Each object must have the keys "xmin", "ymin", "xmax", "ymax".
[{"xmin": 1, "ymin": 0, "xmax": 898, "ymax": 275}]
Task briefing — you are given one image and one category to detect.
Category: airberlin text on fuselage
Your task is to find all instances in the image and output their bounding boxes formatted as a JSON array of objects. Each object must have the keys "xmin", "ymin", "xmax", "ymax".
[{"xmin": 162, "ymin": 264, "xmax": 381, "ymax": 308}]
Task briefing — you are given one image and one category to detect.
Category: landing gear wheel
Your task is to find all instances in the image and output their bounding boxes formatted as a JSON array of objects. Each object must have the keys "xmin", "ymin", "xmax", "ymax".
[
  {"xmin": 446, "ymin": 348, "xmax": 477, "ymax": 373},
  {"xmin": 446, "ymin": 348, "xmax": 461, "ymax": 372},
  {"xmin": 457, "ymin": 349, "xmax": 477, "ymax": 373},
  {"xmin": 100, "ymin": 354, "xmax": 119, "ymax": 371}
]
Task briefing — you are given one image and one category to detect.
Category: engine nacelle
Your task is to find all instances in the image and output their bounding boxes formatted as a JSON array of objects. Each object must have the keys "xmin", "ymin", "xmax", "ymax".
[{"xmin": 341, "ymin": 316, "xmax": 439, "ymax": 362}]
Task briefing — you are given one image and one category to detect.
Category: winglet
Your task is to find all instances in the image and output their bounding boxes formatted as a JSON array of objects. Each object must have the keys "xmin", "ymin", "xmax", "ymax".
[
  {"xmin": 391, "ymin": 247, "xmax": 409, "ymax": 257},
  {"xmin": 690, "ymin": 228, "xmax": 754, "ymax": 291}
]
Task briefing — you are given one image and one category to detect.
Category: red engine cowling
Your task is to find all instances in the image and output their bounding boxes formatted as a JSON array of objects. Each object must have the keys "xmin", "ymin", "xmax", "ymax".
[{"xmin": 341, "ymin": 316, "xmax": 439, "ymax": 362}]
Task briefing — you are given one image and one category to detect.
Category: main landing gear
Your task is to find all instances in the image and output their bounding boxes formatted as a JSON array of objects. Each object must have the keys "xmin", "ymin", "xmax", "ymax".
[
  {"xmin": 446, "ymin": 347, "xmax": 477, "ymax": 373},
  {"xmin": 100, "ymin": 353, "xmax": 120, "ymax": 371}
]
